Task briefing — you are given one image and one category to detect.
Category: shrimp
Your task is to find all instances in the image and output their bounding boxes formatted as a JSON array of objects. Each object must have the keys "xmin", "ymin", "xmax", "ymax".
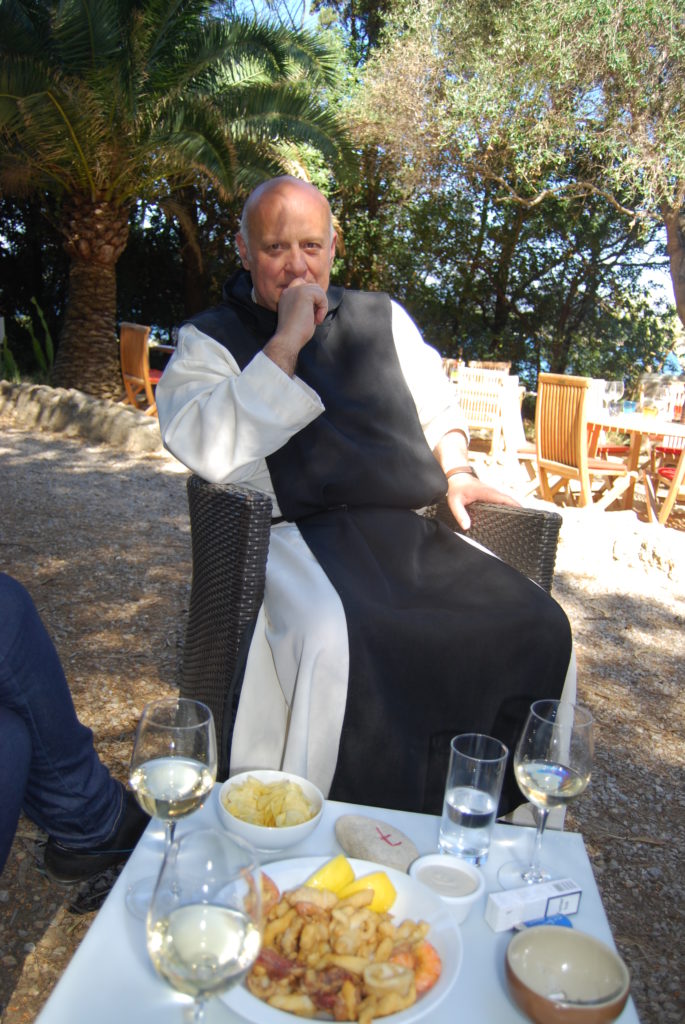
[
  {"xmin": 247, "ymin": 870, "xmax": 280, "ymax": 920},
  {"xmin": 261, "ymin": 872, "xmax": 281, "ymax": 916},
  {"xmin": 253, "ymin": 946, "xmax": 295, "ymax": 979},
  {"xmin": 389, "ymin": 940, "xmax": 441, "ymax": 995}
]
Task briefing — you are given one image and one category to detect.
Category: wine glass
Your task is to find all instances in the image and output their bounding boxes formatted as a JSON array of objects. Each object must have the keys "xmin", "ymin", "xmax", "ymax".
[
  {"xmin": 147, "ymin": 828, "xmax": 262, "ymax": 1023},
  {"xmin": 652, "ymin": 385, "xmax": 671, "ymax": 417},
  {"xmin": 604, "ymin": 380, "xmax": 624, "ymax": 415},
  {"xmin": 499, "ymin": 700, "xmax": 594, "ymax": 887},
  {"xmin": 126, "ymin": 697, "xmax": 217, "ymax": 918}
]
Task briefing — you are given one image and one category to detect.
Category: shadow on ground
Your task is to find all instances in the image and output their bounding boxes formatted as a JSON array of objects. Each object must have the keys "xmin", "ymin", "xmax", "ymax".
[{"xmin": 0, "ymin": 420, "xmax": 683, "ymax": 1023}]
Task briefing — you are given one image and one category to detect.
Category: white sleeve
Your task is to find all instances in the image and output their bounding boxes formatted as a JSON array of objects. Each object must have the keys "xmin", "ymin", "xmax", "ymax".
[
  {"xmin": 156, "ymin": 323, "xmax": 324, "ymax": 485},
  {"xmin": 390, "ymin": 301, "xmax": 469, "ymax": 450}
]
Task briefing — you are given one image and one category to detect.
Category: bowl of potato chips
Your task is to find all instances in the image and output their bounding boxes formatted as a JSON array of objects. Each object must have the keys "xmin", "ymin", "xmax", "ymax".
[{"xmin": 218, "ymin": 769, "xmax": 324, "ymax": 851}]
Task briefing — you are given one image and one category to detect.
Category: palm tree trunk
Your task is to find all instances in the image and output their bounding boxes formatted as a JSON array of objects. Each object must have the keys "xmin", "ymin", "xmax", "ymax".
[{"xmin": 52, "ymin": 196, "xmax": 130, "ymax": 400}]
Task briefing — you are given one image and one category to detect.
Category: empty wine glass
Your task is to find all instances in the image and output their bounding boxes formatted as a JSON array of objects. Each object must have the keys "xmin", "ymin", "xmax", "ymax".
[
  {"xmin": 604, "ymin": 381, "xmax": 624, "ymax": 416},
  {"xmin": 652, "ymin": 385, "xmax": 672, "ymax": 417},
  {"xmin": 499, "ymin": 700, "xmax": 594, "ymax": 888},
  {"xmin": 126, "ymin": 697, "xmax": 217, "ymax": 918},
  {"xmin": 147, "ymin": 828, "xmax": 263, "ymax": 1023}
]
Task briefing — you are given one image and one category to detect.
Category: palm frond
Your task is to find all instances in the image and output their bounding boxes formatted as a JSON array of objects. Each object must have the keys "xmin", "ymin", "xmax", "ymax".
[
  {"xmin": 1, "ymin": 0, "xmax": 351, "ymax": 213},
  {"xmin": 0, "ymin": 0, "xmax": 56, "ymax": 60},
  {"xmin": 52, "ymin": 0, "xmax": 128, "ymax": 71},
  {"xmin": 141, "ymin": 14, "xmax": 343, "ymax": 101}
]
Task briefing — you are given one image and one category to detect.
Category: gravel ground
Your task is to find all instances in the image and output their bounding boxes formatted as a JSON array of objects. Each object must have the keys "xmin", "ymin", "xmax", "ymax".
[{"xmin": 0, "ymin": 404, "xmax": 683, "ymax": 1024}]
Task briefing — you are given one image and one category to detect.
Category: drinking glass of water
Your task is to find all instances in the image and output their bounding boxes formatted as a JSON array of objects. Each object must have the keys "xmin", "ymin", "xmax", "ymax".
[{"xmin": 438, "ymin": 733, "xmax": 509, "ymax": 864}]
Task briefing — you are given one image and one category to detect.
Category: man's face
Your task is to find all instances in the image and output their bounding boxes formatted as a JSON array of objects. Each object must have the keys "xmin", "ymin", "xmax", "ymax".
[{"xmin": 236, "ymin": 181, "xmax": 336, "ymax": 311}]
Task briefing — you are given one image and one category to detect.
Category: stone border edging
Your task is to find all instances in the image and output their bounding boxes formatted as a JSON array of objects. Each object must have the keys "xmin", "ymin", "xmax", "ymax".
[{"xmin": 0, "ymin": 381, "xmax": 164, "ymax": 454}]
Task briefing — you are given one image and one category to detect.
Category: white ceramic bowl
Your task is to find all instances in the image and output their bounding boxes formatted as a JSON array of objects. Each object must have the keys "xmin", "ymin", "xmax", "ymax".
[
  {"xmin": 505, "ymin": 925, "xmax": 630, "ymax": 1024},
  {"xmin": 409, "ymin": 853, "xmax": 485, "ymax": 923},
  {"xmin": 217, "ymin": 769, "xmax": 323, "ymax": 852}
]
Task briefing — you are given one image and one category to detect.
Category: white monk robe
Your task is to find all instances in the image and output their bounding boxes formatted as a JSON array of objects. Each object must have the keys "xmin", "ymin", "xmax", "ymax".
[{"xmin": 156, "ymin": 302, "xmax": 576, "ymax": 801}]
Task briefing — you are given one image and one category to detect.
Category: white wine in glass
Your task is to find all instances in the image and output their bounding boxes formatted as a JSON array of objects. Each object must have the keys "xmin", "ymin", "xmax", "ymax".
[
  {"xmin": 126, "ymin": 697, "xmax": 217, "ymax": 918},
  {"xmin": 499, "ymin": 699, "xmax": 593, "ymax": 887},
  {"xmin": 147, "ymin": 828, "xmax": 262, "ymax": 1023}
]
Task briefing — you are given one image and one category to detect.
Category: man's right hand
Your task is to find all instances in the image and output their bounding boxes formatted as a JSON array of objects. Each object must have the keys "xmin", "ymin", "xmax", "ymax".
[{"xmin": 264, "ymin": 280, "xmax": 328, "ymax": 376}]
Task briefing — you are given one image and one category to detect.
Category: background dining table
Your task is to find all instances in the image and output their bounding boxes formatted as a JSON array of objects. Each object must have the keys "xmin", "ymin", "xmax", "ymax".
[
  {"xmin": 147, "ymin": 338, "xmax": 176, "ymax": 372},
  {"xmin": 36, "ymin": 790, "xmax": 640, "ymax": 1024},
  {"xmin": 587, "ymin": 408, "xmax": 685, "ymax": 522}
]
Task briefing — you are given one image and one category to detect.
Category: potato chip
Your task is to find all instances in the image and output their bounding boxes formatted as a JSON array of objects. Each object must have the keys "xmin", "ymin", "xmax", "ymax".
[{"xmin": 222, "ymin": 775, "xmax": 315, "ymax": 827}]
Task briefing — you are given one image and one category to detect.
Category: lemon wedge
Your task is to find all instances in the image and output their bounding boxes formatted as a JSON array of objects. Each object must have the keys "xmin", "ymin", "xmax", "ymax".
[
  {"xmin": 337, "ymin": 871, "xmax": 397, "ymax": 913},
  {"xmin": 304, "ymin": 854, "xmax": 355, "ymax": 893}
]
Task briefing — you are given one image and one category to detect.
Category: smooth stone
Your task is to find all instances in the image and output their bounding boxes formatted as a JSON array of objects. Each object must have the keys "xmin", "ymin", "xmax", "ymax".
[{"xmin": 335, "ymin": 814, "xmax": 420, "ymax": 872}]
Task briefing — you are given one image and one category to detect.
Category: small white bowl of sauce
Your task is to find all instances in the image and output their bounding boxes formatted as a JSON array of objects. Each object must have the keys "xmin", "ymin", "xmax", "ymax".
[{"xmin": 409, "ymin": 853, "xmax": 485, "ymax": 923}]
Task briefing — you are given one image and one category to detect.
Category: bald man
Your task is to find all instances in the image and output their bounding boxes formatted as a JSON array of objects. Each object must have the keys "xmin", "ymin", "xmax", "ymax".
[{"xmin": 157, "ymin": 176, "xmax": 573, "ymax": 815}]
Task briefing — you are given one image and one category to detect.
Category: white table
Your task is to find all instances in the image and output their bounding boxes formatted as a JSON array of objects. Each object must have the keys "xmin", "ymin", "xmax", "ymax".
[
  {"xmin": 588, "ymin": 410, "xmax": 685, "ymax": 523},
  {"xmin": 37, "ymin": 793, "xmax": 640, "ymax": 1023}
]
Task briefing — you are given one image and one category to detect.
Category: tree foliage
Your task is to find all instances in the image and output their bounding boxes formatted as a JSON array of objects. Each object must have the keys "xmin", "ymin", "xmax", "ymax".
[
  {"xmin": 314, "ymin": 0, "xmax": 681, "ymax": 382},
  {"xmin": 0, "ymin": 194, "xmax": 68, "ymax": 370},
  {"xmin": 0, "ymin": 0, "xmax": 349, "ymax": 397},
  {"xmin": 311, "ymin": 0, "xmax": 392, "ymax": 61},
  {"xmin": 357, "ymin": 0, "xmax": 685, "ymax": 327}
]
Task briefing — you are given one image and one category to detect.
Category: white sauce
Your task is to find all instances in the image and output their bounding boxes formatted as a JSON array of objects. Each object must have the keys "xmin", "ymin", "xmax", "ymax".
[{"xmin": 415, "ymin": 864, "xmax": 478, "ymax": 898}]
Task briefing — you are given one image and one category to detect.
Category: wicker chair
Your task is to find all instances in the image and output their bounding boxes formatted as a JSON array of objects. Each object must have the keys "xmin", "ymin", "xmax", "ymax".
[{"xmin": 181, "ymin": 475, "xmax": 563, "ymax": 778}]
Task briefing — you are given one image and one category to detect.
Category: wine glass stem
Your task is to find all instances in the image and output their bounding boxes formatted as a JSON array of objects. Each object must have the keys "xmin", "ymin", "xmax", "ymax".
[
  {"xmin": 164, "ymin": 819, "xmax": 176, "ymax": 853},
  {"xmin": 529, "ymin": 805, "xmax": 549, "ymax": 877},
  {"xmin": 192, "ymin": 997, "xmax": 206, "ymax": 1023}
]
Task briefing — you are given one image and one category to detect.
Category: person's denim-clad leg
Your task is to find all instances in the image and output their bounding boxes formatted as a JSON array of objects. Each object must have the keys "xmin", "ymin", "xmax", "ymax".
[
  {"xmin": 0, "ymin": 706, "xmax": 32, "ymax": 871},
  {"xmin": 0, "ymin": 573, "xmax": 122, "ymax": 855}
]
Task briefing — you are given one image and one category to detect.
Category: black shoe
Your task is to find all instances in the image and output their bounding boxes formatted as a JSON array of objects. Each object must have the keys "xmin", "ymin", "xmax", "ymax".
[{"xmin": 44, "ymin": 790, "xmax": 149, "ymax": 884}]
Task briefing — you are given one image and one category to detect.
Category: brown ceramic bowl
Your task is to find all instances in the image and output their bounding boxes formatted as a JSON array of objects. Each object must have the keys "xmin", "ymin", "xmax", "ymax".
[{"xmin": 505, "ymin": 925, "xmax": 630, "ymax": 1024}]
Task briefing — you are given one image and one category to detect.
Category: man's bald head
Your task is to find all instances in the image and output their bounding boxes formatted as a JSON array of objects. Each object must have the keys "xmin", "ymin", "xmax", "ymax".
[
  {"xmin": 235, "ymin": 175, "xmax": 337, "ymax": 311},
  {"xmin": 238, "ymin": 176, "xmax": 334, "ymax": 254}
]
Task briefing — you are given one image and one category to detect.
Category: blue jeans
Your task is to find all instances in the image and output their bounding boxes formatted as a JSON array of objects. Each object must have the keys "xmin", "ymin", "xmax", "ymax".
[{"xmin": 0, "ymin": 573, "xmax": 123, "ymax": 873}]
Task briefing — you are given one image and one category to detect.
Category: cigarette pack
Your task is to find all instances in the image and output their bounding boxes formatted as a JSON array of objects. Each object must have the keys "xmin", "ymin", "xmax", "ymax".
[{"xmin": 485, "ymin": 877, "xmax": 582, "ymax": 932}]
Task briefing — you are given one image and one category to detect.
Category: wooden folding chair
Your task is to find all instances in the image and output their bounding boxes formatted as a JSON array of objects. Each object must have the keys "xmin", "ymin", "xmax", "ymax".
[
  {"xmin": 468, "ymin": 360, "xmax": 512, "ymax": 371},
  {"xmin": 454, "ymin": 366, "xmax": 509, "ymax": 457},
  {"xmin": 644, "ymin": 433, "xmax": 685, "ymax": 524},
  {"xmin": 536, "ymin": 373, "xmax": 637, "ymax": 510},
  {"xmin": 119, "ymin": 322, "xmax": 163, "ymax": 416}
]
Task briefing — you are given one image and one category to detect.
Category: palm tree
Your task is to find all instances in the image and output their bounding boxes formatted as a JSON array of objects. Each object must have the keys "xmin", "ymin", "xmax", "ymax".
[{"xmin": 0, "ymin": 0, "xmax": 347, "ymax": 398}]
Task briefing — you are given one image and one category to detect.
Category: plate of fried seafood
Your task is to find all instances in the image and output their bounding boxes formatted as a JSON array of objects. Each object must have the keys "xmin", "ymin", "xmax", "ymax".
[{"xmin": 223, "ymin": 856, "xmax": 462, "ymax": 1024}]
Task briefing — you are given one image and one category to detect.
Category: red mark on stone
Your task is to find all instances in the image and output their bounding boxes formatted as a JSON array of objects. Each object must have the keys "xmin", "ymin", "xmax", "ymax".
[{"xmin": 376, "ymin": 827, "xmax": 402, "ymax": 847}]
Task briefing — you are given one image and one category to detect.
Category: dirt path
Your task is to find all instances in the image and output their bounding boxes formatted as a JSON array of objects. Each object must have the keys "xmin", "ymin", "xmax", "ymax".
[{"xmin": 0, "ymin": 416, "xmax": 683, "ymax": 1023}]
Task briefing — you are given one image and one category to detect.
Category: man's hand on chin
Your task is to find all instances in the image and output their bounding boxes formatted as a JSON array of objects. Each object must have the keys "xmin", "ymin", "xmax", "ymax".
[{"xmin": 264, "ymin": 280, "xmax": 328, "ymax": 376}]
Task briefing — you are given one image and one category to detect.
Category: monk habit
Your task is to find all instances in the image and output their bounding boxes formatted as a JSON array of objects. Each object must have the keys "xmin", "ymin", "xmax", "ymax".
[{"xmin": 158, "ymin": 271, "xmax": 573, "ymax": 815}]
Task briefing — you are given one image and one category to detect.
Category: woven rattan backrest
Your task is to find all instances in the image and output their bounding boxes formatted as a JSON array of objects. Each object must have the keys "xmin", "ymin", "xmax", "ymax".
[
  {"xmin": 536, "ymin": 373, "xmax": 590, "ymax": 474},
  {"xmin": 182, "ymin": 476, "xmax": 272, "ymax": 779}
]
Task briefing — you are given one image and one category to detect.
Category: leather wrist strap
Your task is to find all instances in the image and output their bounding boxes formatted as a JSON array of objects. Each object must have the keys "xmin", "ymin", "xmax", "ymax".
[{"xmin": 445, "ymin": 465, "xmax": 478, "ymax": 480}]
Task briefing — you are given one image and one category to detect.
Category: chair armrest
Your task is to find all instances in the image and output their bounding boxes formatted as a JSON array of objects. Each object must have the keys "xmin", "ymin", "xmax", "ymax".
[
  {"xmin": 432, "ymin": 497, "xmax": 562, "ymax": 594},
  {"xmin": 181, "ymin": 475, "xmax": 272, "ymax": 778}
]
